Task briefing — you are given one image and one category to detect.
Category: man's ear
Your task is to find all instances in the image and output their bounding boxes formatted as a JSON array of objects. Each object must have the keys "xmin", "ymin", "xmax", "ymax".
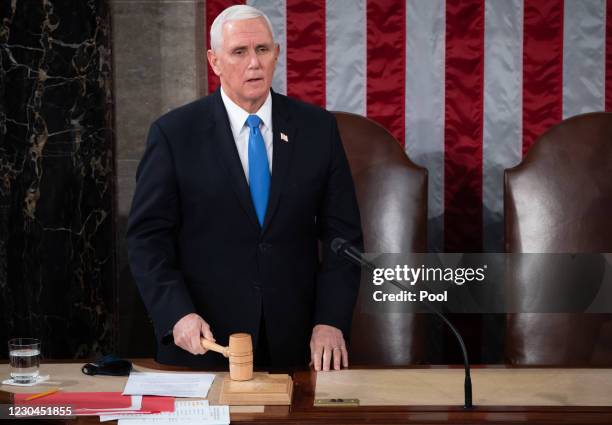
[
  {"xmin": 207, "ymin": 49, "xmax": 222, "ymax": 77},
  {"xmin": 274, "ymin": 43, "xmax": 280, "ymax": 61}
]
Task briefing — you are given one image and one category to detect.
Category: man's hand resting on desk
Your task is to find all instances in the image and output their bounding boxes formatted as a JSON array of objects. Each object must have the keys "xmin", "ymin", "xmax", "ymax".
[
  {"xmin": 310, "ymin": 324, "xmax": 348, "ymax": 371},
  {"xmin": 173, "ymin": 313, "xmax": 215, "ymax": 355}
]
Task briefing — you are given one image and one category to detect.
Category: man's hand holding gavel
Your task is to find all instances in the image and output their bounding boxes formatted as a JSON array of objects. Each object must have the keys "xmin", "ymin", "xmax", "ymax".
[{"xmin": 173, "ymin": 313, "xmax": 215, "ymax": 355}]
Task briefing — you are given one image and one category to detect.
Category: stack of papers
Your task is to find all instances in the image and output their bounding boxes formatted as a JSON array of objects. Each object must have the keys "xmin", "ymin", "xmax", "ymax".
[
  {"xmin": 123, "ymin": 372, "xmax": 215, "ymax": 398},
  {"xmin": 115, "ymin": 371, "xmax": 229, "ymax": 424},
  {"xmin": 14, "ymin": 371, "xmax": 229, "ymax": 423},
  {"xmin": 104, "ymin": 400, "xmax": 229, "ymax": 425}
]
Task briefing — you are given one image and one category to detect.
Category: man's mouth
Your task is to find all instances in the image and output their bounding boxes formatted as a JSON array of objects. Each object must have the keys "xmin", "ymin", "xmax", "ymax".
[{"xmin": 246, "ymin": 78, "xmax": 263, "ymax": 83}]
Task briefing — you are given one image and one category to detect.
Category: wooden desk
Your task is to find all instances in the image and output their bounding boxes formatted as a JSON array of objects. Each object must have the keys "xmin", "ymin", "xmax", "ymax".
[{"xmin": 2, "ymin": 361, "xmax": 612, "ymax": 424}]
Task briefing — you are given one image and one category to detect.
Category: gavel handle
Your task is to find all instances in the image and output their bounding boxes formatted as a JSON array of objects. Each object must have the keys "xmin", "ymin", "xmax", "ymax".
[{"xmin": 200, "ymin": 338, "xmax": 229, "ymax": 357}]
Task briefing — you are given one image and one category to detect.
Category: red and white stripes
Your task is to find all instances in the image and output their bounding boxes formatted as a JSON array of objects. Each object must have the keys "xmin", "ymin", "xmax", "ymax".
[
  {"xmin": 405, "ymin": 0, "xmax": 446, "ymax": 251},
  {"xmin": 206, "ymin": 0, "xmax": 612, "ymax": 252},
  {"xmin": 482, "ymin": 0, "xmax": 523, "ymax": 252},
  {"xmin": 326, "ymin": 0, "xmax": 367, "ymax": 116},
  {"xmin": 443, "ymin": 0, "xmax": 485, "ymax": 252}
]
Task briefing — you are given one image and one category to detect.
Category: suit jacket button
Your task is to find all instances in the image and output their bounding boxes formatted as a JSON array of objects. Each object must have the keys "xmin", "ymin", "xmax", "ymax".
[
  {"xmin": 258, "ymin": 243, "xmax": 271, "ymax": 253},
  {"xmin": 253, "ymin": 282, "xmax": 262, "ymax": 291}
]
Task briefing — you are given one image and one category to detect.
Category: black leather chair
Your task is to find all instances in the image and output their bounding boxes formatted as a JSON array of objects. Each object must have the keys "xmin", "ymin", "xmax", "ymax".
[
  {"xmin": 334, "ymin": 112, "xmax": 428, "ymax": 365},
  {"xmin": 504, "ymin": 112, "xmax": 612, "ymax": 365}
]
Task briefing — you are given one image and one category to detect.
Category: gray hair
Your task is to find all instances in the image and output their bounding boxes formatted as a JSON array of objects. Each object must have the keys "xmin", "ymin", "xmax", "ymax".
[{"xmin": 210, "ymin": 5, "xmax": 276, "ymax": 52}]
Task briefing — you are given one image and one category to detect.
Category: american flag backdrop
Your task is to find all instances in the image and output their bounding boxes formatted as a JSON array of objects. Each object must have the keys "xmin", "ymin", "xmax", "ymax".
[{"xmin": 206, "ymin": 0, "xmax": 612, "ymax": 253}]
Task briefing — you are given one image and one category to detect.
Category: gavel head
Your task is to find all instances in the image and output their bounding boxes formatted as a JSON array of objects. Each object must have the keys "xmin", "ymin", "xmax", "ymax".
[{"xmin": 228, "ymin": 333, "xmax": 253, "ymax": 381}]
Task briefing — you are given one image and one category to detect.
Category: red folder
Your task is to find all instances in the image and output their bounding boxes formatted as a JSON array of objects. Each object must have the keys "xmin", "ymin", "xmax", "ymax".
[
  {"xmin": 141, "ymin": 395, "xmax": 174, "ymax": 412},
  {"xmin": 15, "ymin": 392, "xmax": 174, "ymax": 413}
]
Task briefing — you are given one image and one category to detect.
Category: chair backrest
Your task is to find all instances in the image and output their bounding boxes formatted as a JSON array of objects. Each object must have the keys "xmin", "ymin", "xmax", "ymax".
[
  {"xmin": 504, "ymin": 112, "xmax": 612, "ymax": 365},
  {"xmin": 334, "ymin": 111, "xmax": 428, "ymax": 365}
]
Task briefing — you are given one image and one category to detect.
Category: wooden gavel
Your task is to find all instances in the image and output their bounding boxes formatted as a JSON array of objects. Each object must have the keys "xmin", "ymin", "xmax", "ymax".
[{"xmin": 201, "ymin": 333, "xmax": 253, "ymax": 381}]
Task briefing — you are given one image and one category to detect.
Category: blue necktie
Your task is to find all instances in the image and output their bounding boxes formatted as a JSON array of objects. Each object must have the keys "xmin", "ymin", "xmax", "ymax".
[{"xmin": 246, "ymin": 114, "xmax": 270, "ymax": 226}]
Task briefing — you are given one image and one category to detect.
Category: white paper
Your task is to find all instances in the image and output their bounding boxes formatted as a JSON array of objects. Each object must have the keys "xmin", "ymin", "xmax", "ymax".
[
  {"xmin": 112, "ymin": 400, "xmax": 229, "ymax": 425},
  {"xmin": 123, "ymin": 372, "xmax": 215, "ymax": 398},
  {"xmin": 100, "ymin": 400, "xmax": 207, "ymax": 422}
]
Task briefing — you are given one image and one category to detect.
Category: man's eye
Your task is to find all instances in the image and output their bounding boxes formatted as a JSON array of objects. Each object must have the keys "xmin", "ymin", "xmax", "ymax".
[
  {"xmin": 257, "ymin": 47, "xmax": 269, "ymax": 53},
  {"xmin": 233, "ymin": 49, "xmax": 245, "ymax": 55}
]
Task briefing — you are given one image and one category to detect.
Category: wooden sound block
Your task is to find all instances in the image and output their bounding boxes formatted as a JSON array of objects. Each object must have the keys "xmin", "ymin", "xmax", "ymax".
[{"xmin": 218, "ymin": 373, "xmax": 293, "ymax": 405}]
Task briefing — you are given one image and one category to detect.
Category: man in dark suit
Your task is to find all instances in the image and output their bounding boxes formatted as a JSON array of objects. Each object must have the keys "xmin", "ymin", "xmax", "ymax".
[{"xmin": 127, "ymin": 5, "xmax": 362, "ymax": 371}]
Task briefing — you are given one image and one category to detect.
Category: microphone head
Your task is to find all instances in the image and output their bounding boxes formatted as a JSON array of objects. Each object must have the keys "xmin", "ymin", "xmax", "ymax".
[{"xmin": 331, "ymin": 237, "xmax": 347, "ymax": 254}]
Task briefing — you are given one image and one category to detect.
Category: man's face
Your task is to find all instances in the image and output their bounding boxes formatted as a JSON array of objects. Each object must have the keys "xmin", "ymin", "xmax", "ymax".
[{"xmin": 207, "ymin": 17, "xmax": 279, "ymax": 112}]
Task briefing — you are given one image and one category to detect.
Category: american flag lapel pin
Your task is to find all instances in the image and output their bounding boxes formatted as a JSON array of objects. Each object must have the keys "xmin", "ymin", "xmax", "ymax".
[{"xmin": 280, "ymin": 132, "xmax": 289, "ymax": 143}]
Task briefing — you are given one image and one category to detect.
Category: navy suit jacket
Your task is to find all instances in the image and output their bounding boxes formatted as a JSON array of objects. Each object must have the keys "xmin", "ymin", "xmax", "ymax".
[{"xmin": 127, "ymin": 88, "xmax": 362, "ymax": 367}]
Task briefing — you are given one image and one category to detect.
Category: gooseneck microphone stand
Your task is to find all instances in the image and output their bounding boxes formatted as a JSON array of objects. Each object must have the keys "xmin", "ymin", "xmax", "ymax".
[{"xmin": 331, "ymin": 238, "xmax": 473, "ymax": 409}]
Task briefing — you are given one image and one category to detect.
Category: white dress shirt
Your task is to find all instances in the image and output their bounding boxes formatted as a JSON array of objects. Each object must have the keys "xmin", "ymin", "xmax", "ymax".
[{"xmin": 220, "ymin": 87, "xmax": 273, "ymax": 183}]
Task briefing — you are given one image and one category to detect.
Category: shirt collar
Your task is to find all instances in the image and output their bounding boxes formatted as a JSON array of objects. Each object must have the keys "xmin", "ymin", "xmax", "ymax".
[{"xmin": 220, "ymin": 87, "xmax": 272, "ymax": 135}]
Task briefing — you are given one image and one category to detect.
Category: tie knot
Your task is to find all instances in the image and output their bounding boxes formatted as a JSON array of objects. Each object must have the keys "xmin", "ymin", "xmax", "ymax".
[{"xmin": 246, "ymin": 114, "xmax": 262, "ymax": 130}]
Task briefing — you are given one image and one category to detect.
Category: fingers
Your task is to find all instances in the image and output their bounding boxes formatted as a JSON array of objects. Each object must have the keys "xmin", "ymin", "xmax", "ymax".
[
  {"xmin": 199, "ymin": 321, "xmax": 215, "ymax": 354},
  {"xmin": 311, "ymin": 341, "xmax": 323, "ymax": 371},
  {"xmin": 172, "ymin": 313, "xmax": 213, "ymax": 355},
  {"xmin": 333, "ymin": 347, "xmax": 342, "ymax": 371},
  {"xmin": 202, "ymin": 324, "xmax": 215, "ymax": 342},
  {"xmin": 311, "ymin": 343, "xmax": 345, "ymax": 371},
  {"xmin": 322, "ymin": 346, "xmax": 332, "ymax": 372},
  {"xmin": 190, "ymin": 331, "xmax": 206, "ymax": 355},
  {"xmin": 341, "ymin": 345, "xmax": 349, "ymax": 368},
  {"xmin": 309, "ymin": 324, "xmax": 349, "ymax": 372}
]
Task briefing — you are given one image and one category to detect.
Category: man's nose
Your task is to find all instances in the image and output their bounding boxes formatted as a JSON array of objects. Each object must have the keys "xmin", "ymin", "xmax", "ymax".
[{"xmin": 247, "ymin": 50, "xmax": 261, "ymax": 68}]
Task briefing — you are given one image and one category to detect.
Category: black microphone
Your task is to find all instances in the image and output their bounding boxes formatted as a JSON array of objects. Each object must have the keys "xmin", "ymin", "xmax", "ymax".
[
  {"xmin": 331, "ymin": 238, "xmax": 365, "ymax": 266},
  {"xmin": 331, "ymin": 238, "xmax": 473, "ymax": 409}
]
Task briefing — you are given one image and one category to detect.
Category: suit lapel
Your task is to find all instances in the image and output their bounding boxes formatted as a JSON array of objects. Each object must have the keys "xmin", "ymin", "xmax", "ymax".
[
  {"xmin": 262, "ymin": 91, "xmax": 296, "ymax": 232},
  {"xmin": 210, "ymin": 89, "xmax": 260, "ymax": 230}
]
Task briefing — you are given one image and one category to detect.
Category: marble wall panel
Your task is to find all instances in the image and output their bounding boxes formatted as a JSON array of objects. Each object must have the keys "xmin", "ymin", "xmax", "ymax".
[{"xmin": 0, "ymin": 0, "xmax": 115, "ymax": 358}]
